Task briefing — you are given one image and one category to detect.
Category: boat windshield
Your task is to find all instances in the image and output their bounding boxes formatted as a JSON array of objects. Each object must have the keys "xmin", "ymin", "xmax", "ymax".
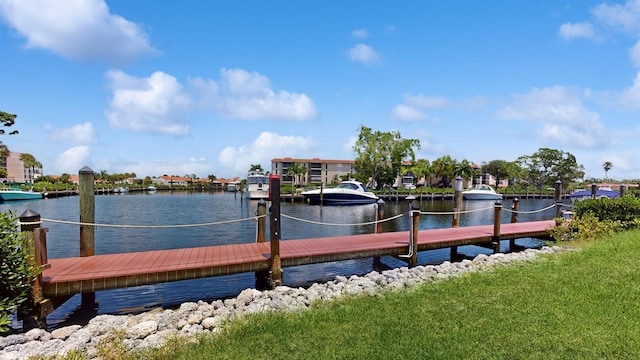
[
  {"xmin": 337, "ymin": 182, "xmax": 368, "ymax": 191},
  {"xmin": 248, "ymin": 176, "xmax": 268, "ymax": 185},
  {"xmin": 473, "ymin": 184, "xmax": 494, "ymax": 191}
]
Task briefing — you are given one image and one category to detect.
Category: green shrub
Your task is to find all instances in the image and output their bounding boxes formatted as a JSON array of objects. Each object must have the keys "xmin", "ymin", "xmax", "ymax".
[
  {"xmin": 0, "ymin": 211, "xmax": 40, "ymax": 333},
  {"xmin": 573, "ymin": 196, "xmax": 640, "ymax": 229}
]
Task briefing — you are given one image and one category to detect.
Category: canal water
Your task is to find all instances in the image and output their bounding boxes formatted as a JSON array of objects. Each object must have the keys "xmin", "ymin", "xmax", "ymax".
[{"xmin": 3, "ymin": 192, "xmax": 559, "ymax": 330}]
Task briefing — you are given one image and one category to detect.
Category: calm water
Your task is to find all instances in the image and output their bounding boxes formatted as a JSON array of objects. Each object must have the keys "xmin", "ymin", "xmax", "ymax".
[{"xmin": 4, "ymin": 192, "xmax": 558, "ymax": 330}]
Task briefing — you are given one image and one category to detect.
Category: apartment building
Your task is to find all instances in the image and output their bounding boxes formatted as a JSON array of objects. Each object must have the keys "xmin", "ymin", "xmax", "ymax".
[
  {"xmin": 271, "ymin": 157, "xmax": 356, "ymax": 186},
  {"xmin": 2, "ymin": 151, "xmax": 41, "ymax": 183}
]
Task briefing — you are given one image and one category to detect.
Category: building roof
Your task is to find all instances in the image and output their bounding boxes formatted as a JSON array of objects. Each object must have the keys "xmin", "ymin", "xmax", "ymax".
[{"xmin": 272, "ymin": 157, "xmax": 355, "ymax": 164}]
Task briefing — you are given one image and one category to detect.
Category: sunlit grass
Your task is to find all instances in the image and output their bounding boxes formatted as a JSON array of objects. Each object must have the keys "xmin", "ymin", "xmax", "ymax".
[{"xmin": 63, "ymin": 229, "xmax": 640, "ymax": 359}]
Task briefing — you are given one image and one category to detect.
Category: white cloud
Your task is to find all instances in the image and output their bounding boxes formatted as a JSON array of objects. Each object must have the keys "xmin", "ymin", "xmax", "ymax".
[
  {"xmin": 592, "ymin": 0, "xmax": 640, "ymax": 33},
  {"xmin": 391, "ymin": 93, "xmax": 451, "ymax": 122},
  {"xmin": 218, "ymin": 132, "xmax": 316, "ymax": 175},
  {"xmin": 558, "ymin": 21, "xmax": 599, "ymax": 40},
  {"xmin": 351, "ymin": 28, "xmax": 368, "ymax": 38},
  {"xmin": 391, "ymin": 104, "xmax": 426, "ymax": 122},
  {"xmin": 348, "ymin": 44, "xmax": 381, "ymax": 65},
  {"xmin": 190, "ymin": 68, "xmax": 317, "ymax": 120},
  {"xmin": 630, "ymin": 39, "xmax": 640, "ymax": 68},
  {"xmin": 618, "ymin": 71, "xmax": 640, "ymax": 109},
  {"xmin": 45, "ymin": 122, "xmax": 97, "ymax": 145},
  {"xmin": 343, "ymin": 136, "xmax": 357, "ymax": 153},
  {"xmin": 54, "ymin": 146, "xmax": 91, "ymax": 174},
  {"xmin": 403, "ymin": 94, "xmax": 452, "ymax": 109},
  {"xmin": 497, "ymin": 86, "xmax": 609, "ymax": 149},
  {"xmin": 0, "ymin": 0, "xmax": 157, "ymax": 64},
  {"xmin": 105, "ymin": 70, "xmax": 192, "ymax": 135}
]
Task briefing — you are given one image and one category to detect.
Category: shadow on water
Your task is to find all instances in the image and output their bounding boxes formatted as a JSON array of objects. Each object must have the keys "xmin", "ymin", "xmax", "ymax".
[{"xmin": 2, "ymin": 193, "xmax": 555, "ymax": 331}]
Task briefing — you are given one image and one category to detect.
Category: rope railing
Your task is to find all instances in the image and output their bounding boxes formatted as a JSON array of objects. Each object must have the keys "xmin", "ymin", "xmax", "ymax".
[
  {"xmin": 281, "ymin": 212, "xmax": 407, "ymax": 227},
  {"xmin": 503, "ymin": 203, "xmax": 557, "ymax": 214},
  {"xmin": 27, "ymin": 214, "xmax": 267, "ymax": 229},
  {"xmin": 21, "ymin": 203, "xmax": 560, "ymax": 230}
]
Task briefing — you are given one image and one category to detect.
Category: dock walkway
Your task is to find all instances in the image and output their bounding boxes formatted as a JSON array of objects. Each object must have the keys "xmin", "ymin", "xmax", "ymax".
[{"xmin": 40, "ymin": 220, "xmax": 555, "ymax": 298}]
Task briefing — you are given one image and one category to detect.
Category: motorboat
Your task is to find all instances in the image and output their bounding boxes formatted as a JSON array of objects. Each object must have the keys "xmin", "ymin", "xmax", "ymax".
[
  {"xmin": 227, "ymin": 182, "xmax": 238, "ymax": 192},
  {"xmin": 246, "ymin": 170, "xmax": 269, "ymax": 200},
  {"xmin": 301, "ymin": 180, "xmax": 379, "ymax": 205},
  {"xmin": 147, "ymin": 185, "xmax": 157, "ymax": 192},
  {"xmin": 113, "ymin": 186, "xmax": 129, "ymax": 194},
  {"xmin": 0, "ymin": 185, "xmax": 43, "ymax": 202},
  {"xmin": 569, "ymin": 186, "xmax": 619, "ymax": 202},
  {"xmin": 462, "ymin": 184, "xmax": 503, "ymax": 200}
]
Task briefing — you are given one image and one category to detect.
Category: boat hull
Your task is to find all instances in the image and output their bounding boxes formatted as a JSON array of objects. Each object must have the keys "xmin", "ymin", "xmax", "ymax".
[
  {"xmin": 462, "ymin": 193, "xmax": 503, "ymax": 200},
  {"xmin": 0, "ymin": 190, "xmax": 43, "ymax": 201},
  {"xmin": 247, "ymin": 189, "xmax": 269, "ymax": 200},
  {"xmin": 301, "ymin": 191, "xmax": 378, "ymax": 205}
]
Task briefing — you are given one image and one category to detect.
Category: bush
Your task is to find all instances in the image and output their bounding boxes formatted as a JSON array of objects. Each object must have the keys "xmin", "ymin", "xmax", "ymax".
[
  {"xmin": 573, "ymin": 196, "xmax": 640, "ymax": 229},
  {"xmin": 0, "ymin": 211, "xmax": 40, "ymax": 333}
]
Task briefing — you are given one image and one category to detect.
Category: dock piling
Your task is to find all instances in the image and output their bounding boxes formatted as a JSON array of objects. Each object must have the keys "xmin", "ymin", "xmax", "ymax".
[{"xmin": 269, "ymin": 175, "xmax": 282, "ymax": 287}]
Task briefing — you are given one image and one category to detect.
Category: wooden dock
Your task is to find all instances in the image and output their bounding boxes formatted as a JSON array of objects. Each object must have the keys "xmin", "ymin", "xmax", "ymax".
[{"xmin": 38, "ymin": 220, "xmax": 554, "ymax": 299}]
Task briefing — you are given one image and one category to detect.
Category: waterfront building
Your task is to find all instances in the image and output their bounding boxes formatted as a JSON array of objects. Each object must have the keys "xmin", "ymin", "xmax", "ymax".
[
  {"xmin": 271, "ymin": 157, "xmax": 356, "ymax": 186},
  {"xmin": 1, "ymin": 151, "xmax": 42, "ymax": 183}
]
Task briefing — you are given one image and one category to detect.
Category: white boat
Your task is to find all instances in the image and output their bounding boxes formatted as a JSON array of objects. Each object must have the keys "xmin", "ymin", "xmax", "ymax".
[
  {"xmin": 113, "ymin": 186, "xmax": 129, "ymax": 194},
  {"xmin": 227, "ymin": 182, "xmax": 238, "ymax": 192},
  {"xmin": 301, "ymin": 180, "xmax": 379, "ymax": 205},
  {"xmin": 0, "ymin": 185, "xmax": 43, "ymax": 202},
  {"xmin": 147, "ymin": 185, "xmax": 157, "ymax": 192},
  {"xmin": 246, "ymin": 170, "xmax": 269, "ymax": 199},
  {"xmin": 462, "ymin": 184, "xmax": 503, "ymax": 200}
]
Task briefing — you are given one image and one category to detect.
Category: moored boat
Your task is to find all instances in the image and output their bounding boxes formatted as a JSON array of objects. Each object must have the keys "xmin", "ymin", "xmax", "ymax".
[
  {"xmin": 301, "ymin": 180, "xmax": 378, "ymax": 205},
  {"xmin": 569, "ymin": 186, "xmax": 619, "ymax": 202},
  {"xmin": 246, "ymin": 170, "xmax": 269, "ymax": 200},
  {"xmin": 462, "ymin": 184, "xmax": 503, "ymax": 200},
  {"xmin": 0, "ymin": 185, "xmax": 44, "ymax": 202}
]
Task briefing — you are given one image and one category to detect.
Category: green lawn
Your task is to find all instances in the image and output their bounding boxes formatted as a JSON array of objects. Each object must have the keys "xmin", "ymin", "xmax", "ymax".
[{"xmin": 123, "ymin": 229, "xmax": 640, "ymax": 359}]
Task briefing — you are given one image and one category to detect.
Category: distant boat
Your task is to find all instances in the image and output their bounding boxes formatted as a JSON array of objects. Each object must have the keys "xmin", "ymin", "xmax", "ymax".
[
  {"xmin": 301, "ymin": 180, "xmax": 378, "ymax": 205},
  {"xmin": 147, "ymin": 185, "xmax": 157, "ymax": 192},
  {"xmin": 246, "ymin": 170, "xmax": 269, "ymax": 200},
  {"xmin": 227, "ymin": 182, "xmax": 238, "ymax": 192},
  {"xmin": 0, "ymin": 185, "xmax": 43, "ymax": 202},
  {"xmin": 113, "ymin": 186, "xmax": 129, "ymax": 194},
  {"xmin": 569, "ymin": 186, "xmax": 619, "ymax": 202},
  {"xmin": 462, "ymin": 184, "xmax": 503, "ymax": 200}
]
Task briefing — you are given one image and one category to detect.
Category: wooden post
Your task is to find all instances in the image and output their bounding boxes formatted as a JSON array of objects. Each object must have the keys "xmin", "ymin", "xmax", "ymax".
[
  {"xmin": 620, "ymin": 184, "xmax": 627, "ymax": 197},
  {"xmin": 269, "ymin": 174, "xmax": 282, "ymax": 287},
  {"xmin": 510, "ymin": 197, "xmax": 519, "ymax": 223},
  {"xmin": 79, "ymin": 166, "xmax": 95, "ymax": 257},
  {"xmin": 78, "ymin": 166, "xmax": 96, "ymax": 308},
  {"xmin": 410, "ymin": 204, "xmax": 419, "ymax": 268},
  {"xmin": 591, "ymin": 183, "xmax": 597, "ymax": 199},
  {"xmin": 554, "ymin": 180, "xmax": 563, "ymax": 219},
  {"xmin": 375, "ymin": 199, "xmax": 385, "ymax": 234},
  {"xmin": 492, "ymin": 201, "xmax": 502, "ymax": 253},
  {"xmin": 19, "ymin": 210, "xmax": 49, "ymax": 330},
  {"xmin": 256, "ymin": 199, "xmax": 266, "ymax": 243},
  {"xmin": 452, "ymin": 176, "xmax": 463, "ymax": 228}
]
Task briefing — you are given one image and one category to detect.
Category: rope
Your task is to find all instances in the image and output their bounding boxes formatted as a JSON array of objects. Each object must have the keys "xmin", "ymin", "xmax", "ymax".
[
  {"xmin": 503, "ymin": 203, "xmax": 556, "ymax": 214},
  {"xmin": 38, "ymin": 214, "xmax": 267, "ymax": 229},
  {"xmin": 419, "ymin": 205, "xmax": 494, "ymax": 216},
  {"xmin": 281, "ymin": 212, "xmax": 406, "ymax": 227}
]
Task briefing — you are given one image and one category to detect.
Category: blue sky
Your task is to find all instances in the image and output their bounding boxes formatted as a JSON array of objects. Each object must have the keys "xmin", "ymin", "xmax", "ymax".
[{"xmin": 1, "ymin": 0, "xmax": 639, "ymax": 181}]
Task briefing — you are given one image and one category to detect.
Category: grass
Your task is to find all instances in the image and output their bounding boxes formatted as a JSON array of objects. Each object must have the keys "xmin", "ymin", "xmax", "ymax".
[{"xmin": 74, "ymin": 229, "xmax": 640, "ymax": 359}]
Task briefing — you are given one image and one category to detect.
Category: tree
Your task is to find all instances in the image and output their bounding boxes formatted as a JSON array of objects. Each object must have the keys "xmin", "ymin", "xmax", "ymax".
[
  {"xmin": 0, "ymin": 111, "xmax": 19, "ymax": 179},
  {"xmin": 409, "ymin": 158, "xmax": 433, "ymax": 186},
  {"xmin": 19, "ymin": 153, "xmax": 42, "ymax": 184},
  {"xmin": 603, "ymin": 161, "xmax": 613, "ymax": 182},
  {"xmin": 353, "ymin": 125, "xmax": 420, "ymax": 189},
  {"xmin": 249, "ymin": 164, "xmax": 263, "ymax": 172},
  {"xmin": 0, "ymin": 111, "xmax": 19, "ymax": 136},
  {"xmin": 431, "ymin": 155, "xmax": 456, "ymax": 187},
  {"xmin": 286, "ymin": 162, "xmax": 307, "ymax": 186},
  {"xmin": 516, "ymin": 148, "xmax": 584, "ymax": 189},
  {"xmin": 481, "ymin": 160, "xmax": 522, "ymax": 187},
  {"xmin": 454, "ymin": 159, "xmax": 475, "ymax": 181}
]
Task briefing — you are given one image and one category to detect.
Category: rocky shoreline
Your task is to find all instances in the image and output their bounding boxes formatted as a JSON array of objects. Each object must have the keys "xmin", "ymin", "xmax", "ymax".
[{"xmin": 0, "ymin": 246, "xmax": 567, "ymax": 360}]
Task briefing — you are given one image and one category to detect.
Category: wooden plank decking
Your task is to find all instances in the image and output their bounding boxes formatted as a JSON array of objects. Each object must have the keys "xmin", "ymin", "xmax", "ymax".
[{"xmin": 41, "ymin": 220, "xmax": 555, "ymax": 298}]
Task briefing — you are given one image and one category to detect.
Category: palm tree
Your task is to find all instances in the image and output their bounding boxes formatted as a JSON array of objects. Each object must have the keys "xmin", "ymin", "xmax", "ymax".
[
  {"xmin": 454, "ymin": 159, "xmax": 475, "ymax": 182},
  {"xmin": 249, "ymin": 164, "xmax": 263, "ymax": 172},
  {"xmin": 603, "ymin": 161, "xmax": 613, "ymax": 182},
  {"xmin": 19, "ymin": 153, "xmax": 42, "ymax": 184}
]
